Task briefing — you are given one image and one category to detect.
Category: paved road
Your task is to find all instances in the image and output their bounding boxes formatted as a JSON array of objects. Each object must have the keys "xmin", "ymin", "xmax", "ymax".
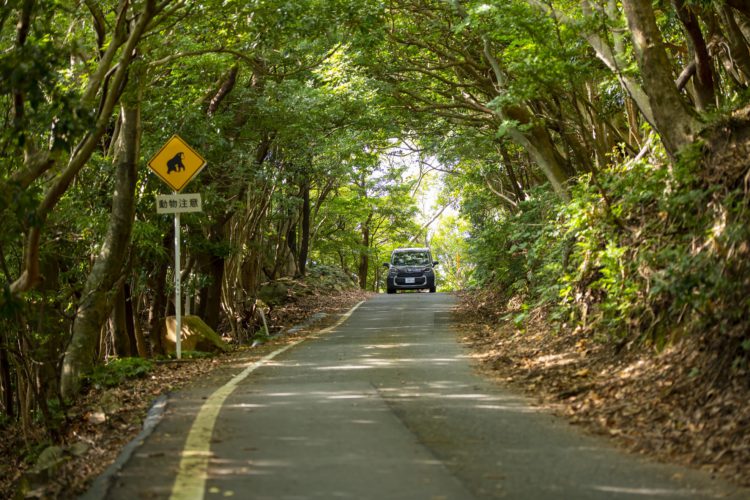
[{"xmin": 95, "ymin": 293, "xmax": 745, "ymax": 499}]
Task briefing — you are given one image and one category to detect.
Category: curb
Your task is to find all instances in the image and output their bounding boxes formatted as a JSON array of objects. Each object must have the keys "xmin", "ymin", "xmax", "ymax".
[{"xmin": 80, "ymin": 394, "xmax": 169, "ymax": 500}]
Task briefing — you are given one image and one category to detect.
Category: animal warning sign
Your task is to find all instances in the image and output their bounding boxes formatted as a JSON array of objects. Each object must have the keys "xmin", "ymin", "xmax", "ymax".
[{"xmin": 147, "ymin": 135, "xmax": 206, "ymax": 192}]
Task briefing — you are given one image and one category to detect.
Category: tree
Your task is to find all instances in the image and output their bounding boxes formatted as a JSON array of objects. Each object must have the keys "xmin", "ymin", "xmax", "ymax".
[
  {"xmin": 621, "ymin": 0, "xmax": 702, "ymax": 157},
  {"xmin": 61, "ymin": 85, "xmax": 143, "ymax": 398}
]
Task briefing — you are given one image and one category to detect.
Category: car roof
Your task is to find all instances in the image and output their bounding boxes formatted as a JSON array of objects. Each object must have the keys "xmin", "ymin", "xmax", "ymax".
[{"xmin": 392, "ymin": 247, "xmax": 430, "ymax": 253}]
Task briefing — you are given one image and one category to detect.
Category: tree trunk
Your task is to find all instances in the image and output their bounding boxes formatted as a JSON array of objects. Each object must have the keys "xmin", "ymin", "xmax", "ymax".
[
  {"xmin": 204, "ymin": 65, "xmax": 239, "ymax": 116},
  {"xmin": 147, "ymin": 250, "xmax": 169, "ymax": 356},
  {"xmin": 717, "ymin": 5, "xmax": 750, "ymax": 85},
  {"xmin": 111, "ymin": 283, "xmax": 132, "ymax": 357},
  {"xmin": 298, "ymin": 181, "xmax": 311, "ymax": 276},
  {"xmin": 672, "ymin": 0, "xmax": 715, "ymax": 110},
  {"xmin": 123, "ymin": 282, "xmax": 144, "ymax": 356},
  {"xmin": 498, "ymin": 144, "xmax": 526, "ymax": 202},
  {"xmin": 0, "ymin": 330, "xmax": 13, "ymax": 417},
  {"xmin": 205, "ymin": 256, "xmax": 225, "ymax": 331},
  {"xmin": 358, "ymin": 218, "xmax": 371, "ymax": 290},
  {"xmin": 503, "ymin": 104, "xmax": 572, "ymax": 199},
  {"xmin": 734, "ymin": 9, "xmax": 750, "ymax": 44},
  {"xmin": 61, "ymin": 97, "xmax": 140, "ymax": 399},
  {"xmin": 621, "ymin": 0, "xmax": 702, "ymax": 157},
  {"xmin": 727, "ymin": 0, "xmax": 750, "ymax": 21},
  {"xmin": 286, "ymin": 221, "xmax": 299, "ymax": 275},
  {"xmin": 196, "ymin": 250, "xmax": 225, "ymax": 331}
]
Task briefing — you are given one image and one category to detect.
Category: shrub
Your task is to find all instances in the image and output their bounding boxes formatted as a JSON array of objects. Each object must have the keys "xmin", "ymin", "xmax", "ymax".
[{"xmin": 87, "ymin": 358, "xmax": 153, "ymax": 389}]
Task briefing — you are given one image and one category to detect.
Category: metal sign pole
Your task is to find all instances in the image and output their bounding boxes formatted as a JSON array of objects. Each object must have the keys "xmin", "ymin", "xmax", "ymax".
[{"xmin": 174, "ymin": 207, "xmax": 182, "ymax": 360}]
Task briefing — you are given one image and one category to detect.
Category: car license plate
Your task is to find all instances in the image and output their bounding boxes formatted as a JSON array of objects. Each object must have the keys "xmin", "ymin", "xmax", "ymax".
[{"xmin": 405, "ymin": 278, "xmax": 415, "ymax": 284}]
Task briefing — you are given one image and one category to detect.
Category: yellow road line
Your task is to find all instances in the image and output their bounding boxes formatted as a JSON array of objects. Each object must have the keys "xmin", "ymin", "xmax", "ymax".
[{"xmin": 170, "ymin": 301, "xmax": 365, "ymax": 500}]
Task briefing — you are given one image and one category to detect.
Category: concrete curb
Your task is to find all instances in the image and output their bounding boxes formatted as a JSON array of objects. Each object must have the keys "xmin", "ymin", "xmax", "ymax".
[{"xmin": 80, "ymin": 394, "xmax": 169, "ymax": 500}]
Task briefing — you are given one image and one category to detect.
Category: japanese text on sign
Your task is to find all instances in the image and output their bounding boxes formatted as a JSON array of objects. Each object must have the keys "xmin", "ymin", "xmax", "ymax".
[{"xmin": 156, "ymin": 193, "xmax": 202, "ymax": 214}]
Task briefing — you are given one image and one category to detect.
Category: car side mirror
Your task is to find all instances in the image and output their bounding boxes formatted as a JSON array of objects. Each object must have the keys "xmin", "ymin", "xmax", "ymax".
[
  {"xmin": 383, "ymin": 262, "xmax": 390, "ymax": 268},
  {"xmin": 433, "ymin": 261, "xmax": 439, "ymax": 266}
]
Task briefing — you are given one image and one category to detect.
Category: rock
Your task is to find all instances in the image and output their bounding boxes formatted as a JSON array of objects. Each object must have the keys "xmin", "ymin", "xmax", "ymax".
[
  {"xmin": 258, "ymin": 281, "xmax": 290, "ymax": 308},
  {"xmin": 99, "ymin": 389, "xmax": 122, "ymax": 414},
  {"xmin": 32, "ymin": 446, "xmax": 66, "ymax": 474},
  {"xmin": 162, "ymin": 315, "xmax": 229, "ymax": 354},
  {"xmin": 87, "ymin": 411, "xmax": 106, "ymax": 425},
  {"xmin": 20, "ymin": 443, "xmax": 81, "ymax": 495},
  {"xmin": 68, "ymin": 441, "xmax": 90, "ymax": 457}
]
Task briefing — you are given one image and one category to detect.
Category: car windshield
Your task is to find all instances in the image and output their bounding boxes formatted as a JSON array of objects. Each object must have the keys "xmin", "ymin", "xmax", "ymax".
[{"xmin": 392, "ymin": 251, "xmax": 431, "ymax": 266}]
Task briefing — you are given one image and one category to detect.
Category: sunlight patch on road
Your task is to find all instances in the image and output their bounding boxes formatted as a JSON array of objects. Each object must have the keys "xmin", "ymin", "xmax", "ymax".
[
  {"xmin": 474, "ymin": 404, "xmax": 540, "ymax": 413},
  {"xmin": 444, "ymin": 393, "xmax": 493, "ymax": 400},
  {"xmin": 169, "ymin": 301, "xmax": 364, "ymax": 500},
  {"xmin": 364, "ymin": 343, "xmax": 417, "ymax": 349},
  {"xmin": 224, "ymin": 403, "xmax": 267, "ymax": 409},
  {"xmin": 314, "ymin": 364, "xmax": 374, "ymax": 371},
  {"xmin": 325, "ymin": 394, "xmax": 368, "ymax": 400},
  {"xmin": 591, "ymin": 485, "xmax": 697, "ymax": 496}
]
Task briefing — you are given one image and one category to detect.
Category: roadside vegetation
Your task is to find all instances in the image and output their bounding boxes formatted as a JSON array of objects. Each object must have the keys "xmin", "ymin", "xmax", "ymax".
[{"xmin": 2, "ymin": 0, "xmax": 750, "ymax": 495}]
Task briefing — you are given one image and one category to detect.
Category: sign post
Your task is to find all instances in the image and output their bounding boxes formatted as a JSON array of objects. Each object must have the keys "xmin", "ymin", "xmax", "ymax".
[
  {"xmin": 174, "ymin": 209, "xmax": 182, "ymax": 358},
  {"xmin": 148, "ymin": 135, "xmax": 206, "ymax": 360}
]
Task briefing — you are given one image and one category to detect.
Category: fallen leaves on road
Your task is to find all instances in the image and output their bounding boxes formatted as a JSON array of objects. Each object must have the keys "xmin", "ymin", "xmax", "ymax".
[{"xmin": 454, "ymin": 289, "xmax": 750, "ymax": 487}]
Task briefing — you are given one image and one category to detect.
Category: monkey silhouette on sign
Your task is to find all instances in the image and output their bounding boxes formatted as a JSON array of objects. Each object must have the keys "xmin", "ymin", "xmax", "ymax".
[{"xmin": 166, "ymin": 152, "xmax": 186, "ymax": 174}]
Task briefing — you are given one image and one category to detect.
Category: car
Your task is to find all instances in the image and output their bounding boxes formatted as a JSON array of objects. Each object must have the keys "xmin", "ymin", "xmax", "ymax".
[{"xmin": 383, "ymin": 247, "xmax": 438, "ymax": 293}]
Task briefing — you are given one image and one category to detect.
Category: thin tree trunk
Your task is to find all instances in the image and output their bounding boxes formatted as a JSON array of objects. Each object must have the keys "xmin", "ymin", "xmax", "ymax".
[
  {"xmin": 727, "ymin": 0, "xmax": 750, "ymax": 21},
  {"xmin": 111, "ymin": 283, "xmax": 132, "ymax": 357},
  {"xmin": 195, "ymin": 221, "xmax": 227, "ymax": 331},
  {"xmin": 205, "ymin": 256, "xmax": 225, "ymax": 330},
  {"xmin": 358, "ymin": 217, "xmax": 371, "ymax": 290},
  {"xmin": 0, "ymin": 330, "xmax": 13, "ymax": 417},
  {"xmin": 717, "ymin": 5, "xmax": 750, "ymax": 84},
  {"xmin": 673, "ymin": 0, "xmax": 715, "ymax": 110},
  {"xmin": 298, "ymin": 181, "xmax": 311, "ymax": 276},
  {"xmin": 205, "ymin": 65, "xmax": 239, "ymax": 115},
  {"xmin": 147, "ymin": 249, "xmax": 169, "ymax": 357},
  {"xmin": 123, "ymin": 282, "xmax": 142, "ymax": 356},
  {"xmin": 497, "ymin": 144, "xmax": 526, "ymax": 202}
]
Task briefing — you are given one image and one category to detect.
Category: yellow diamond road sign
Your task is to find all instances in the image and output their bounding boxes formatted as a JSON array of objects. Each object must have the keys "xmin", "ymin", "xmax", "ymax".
[{"xmin": 147, "ymin": 135, "xmax": 206, "ymax": 192}]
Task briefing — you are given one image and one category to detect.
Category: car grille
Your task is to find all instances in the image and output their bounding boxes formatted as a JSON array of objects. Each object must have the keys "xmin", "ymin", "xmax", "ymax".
[
  {"xmin": 396, "ymin": 267, "xmax": 426, "ymax": 276},
  {"xmin": 397, "ymin": 270, "xmax": 424, "ymax": 277},
  {"xmin": 395, "ymin": 276, "xmax": 427, "ymax": 285}
]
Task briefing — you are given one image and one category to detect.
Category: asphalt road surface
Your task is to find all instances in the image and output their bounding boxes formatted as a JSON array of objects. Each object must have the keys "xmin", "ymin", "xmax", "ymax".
[{"xmin": 93, "ymin": 293, "xmax": 746, "ymax": 499}]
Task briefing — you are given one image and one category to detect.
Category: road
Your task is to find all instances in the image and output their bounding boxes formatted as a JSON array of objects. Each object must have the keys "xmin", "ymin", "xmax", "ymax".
[{"xmin": 92, "ymin": 293, "xmax": 745, "ymax": 499}]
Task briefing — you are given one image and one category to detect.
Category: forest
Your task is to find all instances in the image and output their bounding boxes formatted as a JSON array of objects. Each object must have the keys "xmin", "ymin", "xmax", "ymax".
[{"xmin": 1, "ymin": 0, "xmax": 750, "ymax": 491}]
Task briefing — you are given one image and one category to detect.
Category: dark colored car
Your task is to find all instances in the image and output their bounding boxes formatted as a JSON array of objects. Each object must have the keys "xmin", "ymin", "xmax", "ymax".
[{"xmin": 384, "ymin": 247, "xmax": 438, "ymax": 294}]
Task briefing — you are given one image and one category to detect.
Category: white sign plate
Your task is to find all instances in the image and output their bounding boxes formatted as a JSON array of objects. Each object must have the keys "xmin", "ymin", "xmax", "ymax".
[{"xmin": 156, "ymin": 193, "xmax": 202, "ymax": 214}]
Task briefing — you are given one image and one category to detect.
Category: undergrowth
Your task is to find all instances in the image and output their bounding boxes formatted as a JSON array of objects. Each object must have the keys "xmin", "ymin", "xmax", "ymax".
[
  {"xmin": 86, "ymin": 358, "xmax": 154, "ymax": 389},
  {"xmin": 467, "ymin": 137, "xmax": 750, "ymax": 382}
]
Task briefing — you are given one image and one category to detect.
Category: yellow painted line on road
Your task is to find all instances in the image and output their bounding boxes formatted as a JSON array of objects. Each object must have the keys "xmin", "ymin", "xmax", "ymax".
[{"xmin": 170, "ymin": 301, "xmax": 365, "ymax": 500}]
